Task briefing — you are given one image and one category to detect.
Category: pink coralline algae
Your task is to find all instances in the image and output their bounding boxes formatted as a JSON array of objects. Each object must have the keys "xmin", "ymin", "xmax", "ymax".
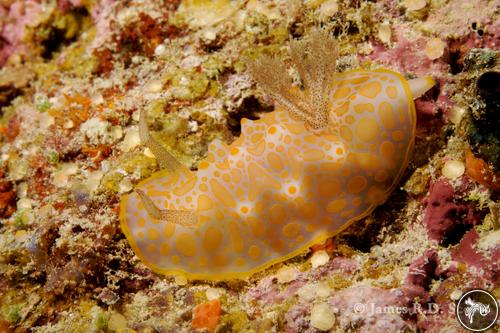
[
  {"xmin": 310, "ymin": 256, "xmax": 359, "ymax": 279},
  {"xmin": 243, "ymin": 275, "xmax": 305, "ymax": 306},
  {"xmin": 413, "ymin": 85, "xmax": 449, "ymax": 138},
  {"xmin": 283, "ymin": 286, "xmax": 410, "ymax": 333},
  {"xmin": 414, "ymin": 89, "xmax": 452, "ymax": 118},
  {"xmin": 284, "ymin": 303, "xmax": 313, "ymax": 333},
  {"xmin": 368, "ymin": 33, "xmax": 449, "ymax": 77},
  {"xmin": 331, "ymin": 286, "xmax": 408, "ymax": 332},
  {"xmin": 89, "ymin": 0, "xmax": 116, "ymax": 50},
  {"xmin": 399, "ymin": 245, "xmax": 497, "ymax": 332},
  {"xmin": 422, "ymin": 179, "xmax": 480, "ymax": 244},
  {"xmin": 403, "ymin": 250, "xmax": 440, "ymax": 300},
  {"xmin": 243, "ymin": 256, "xmax": 359, "ymax": 306},
  {"xmin": 367, "ymin": 32, "xmax": 455, "ymax": 129},
  {"xmin": 0, "ymin": 0, "xmax": 43, "ymax": 65},
  {"xmin": 451, "ymin": 229, "xmax": 499, "ymax": 281},
  {"xmin": 409, "ymin": 232, "xmax": 499, "ymax": 332},
  {"xmin": 401, "ymin": 249, "xmax": 455, "ymax": 303}
]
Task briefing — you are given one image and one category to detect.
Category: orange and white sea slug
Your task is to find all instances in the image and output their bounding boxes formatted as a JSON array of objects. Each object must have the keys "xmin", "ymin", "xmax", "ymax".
[{"xmin": 120, "ymin": 30, "xmax": 435, "ymax": 280}]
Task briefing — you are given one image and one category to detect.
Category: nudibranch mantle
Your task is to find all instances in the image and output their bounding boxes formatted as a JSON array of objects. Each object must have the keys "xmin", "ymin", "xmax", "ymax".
[{"xmin": 120, "ymin": 32, "xmax": 434, "ymax": 281}]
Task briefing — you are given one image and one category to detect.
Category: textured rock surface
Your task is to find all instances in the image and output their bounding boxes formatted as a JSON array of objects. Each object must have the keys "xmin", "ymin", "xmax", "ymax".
[{"xmin": 0, "ymin": 0, "xmax": 498, "ymax": 332}]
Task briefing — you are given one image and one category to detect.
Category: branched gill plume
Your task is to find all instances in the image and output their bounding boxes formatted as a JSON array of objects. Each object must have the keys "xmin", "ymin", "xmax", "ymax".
[{"xmin": 247, "ymin": 29, "xmax": 338, "ymax": 131}]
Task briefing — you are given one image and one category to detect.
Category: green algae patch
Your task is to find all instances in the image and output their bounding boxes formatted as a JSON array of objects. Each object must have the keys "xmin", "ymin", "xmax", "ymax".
[
  {"xmin": 164, "ymin": 68, "xmax": 210, "ymax": 101},
  {"xmin": 177, "ymin": 0, "xmax": 242, "ymax": 28},
  {"xmin": 202, "ymin": 55, "xmax": 229, "ymax": 78},
  {"xmin": 102, "ymin": 153, "xmax": 157, "ymax": 192},
  {"xmin": 325, "ymin": 272, "xmax": 353, "ymax": 291},
  {"xmin": 217, "ymin": 310, "xmax": 251, "ymax": 332},
  {"xmin": 57, "ymin": 29, "xmax": 99, "ymax": 76},
  {"xmin": 0, "ymin": 289, "xmax": 35, "ymax": 326}
]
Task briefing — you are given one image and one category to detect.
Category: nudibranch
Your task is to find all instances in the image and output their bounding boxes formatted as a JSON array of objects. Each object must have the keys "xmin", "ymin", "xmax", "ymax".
[{"xmin": 120, "ymin": 30, "xmax": 434, "ymax": 280}]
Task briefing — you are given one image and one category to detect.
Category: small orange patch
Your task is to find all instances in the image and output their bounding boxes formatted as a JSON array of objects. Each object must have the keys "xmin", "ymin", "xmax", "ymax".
[
  {"xmin": 465, "ymin": 149, "xmax": 500, "ymax": 191},
  {"xmin": 310, "ymin": 238, "xmax": 335, "ymax": 253},
  {"xmin": 62, "ymin": 93, "xmax": 92, "ymax": 126},
  {"xmin": 192, "ymin": 300, "xmax": 221, "ymax": 332}
]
